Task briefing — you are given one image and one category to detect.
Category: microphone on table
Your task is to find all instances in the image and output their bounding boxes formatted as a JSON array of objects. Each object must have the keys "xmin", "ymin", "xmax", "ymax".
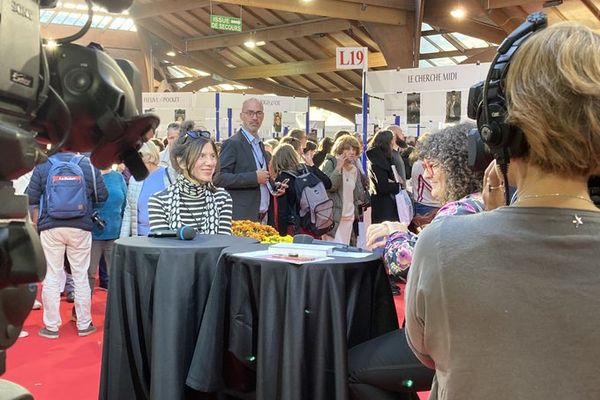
[
  {"xmin": 292, "ymin": 234, "xmax": 365, "ymax": 253},
  {"xmin": 148, "ymin": 226, "xmax": 197, "ymax": 240}
]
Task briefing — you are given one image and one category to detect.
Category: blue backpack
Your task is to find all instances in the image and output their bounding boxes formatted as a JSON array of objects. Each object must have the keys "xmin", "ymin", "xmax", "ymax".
[{"xmin": 43, "ymin": 155, "xmax": 89, "ymax": 219}]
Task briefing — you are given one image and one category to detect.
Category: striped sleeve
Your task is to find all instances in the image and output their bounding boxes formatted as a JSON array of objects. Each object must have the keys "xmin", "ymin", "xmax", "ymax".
[
  {"xmin": 148, "ymin": 191, "xmax": 170, "ymax": 231},
  {"xmin": 217, "ymin": 189, "xmax": 233, "ymax": 235}
]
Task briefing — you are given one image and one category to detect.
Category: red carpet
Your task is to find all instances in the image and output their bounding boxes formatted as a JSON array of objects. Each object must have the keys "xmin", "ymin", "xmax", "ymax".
[
  {"xmin": 3, "ymin": 286, "xmax": 428, "ymax": 399},
  {"xmin": 3, "ymin": 290, "xmax": 107, "ymax": 400}
]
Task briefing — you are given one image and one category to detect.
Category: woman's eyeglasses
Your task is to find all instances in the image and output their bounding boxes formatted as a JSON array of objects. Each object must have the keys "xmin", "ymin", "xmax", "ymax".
[
  {"xmin": 423, "ymin": 159, "xmax": 440, "ymax": 177},
  {"xmin": 184, "ymin": 130, "xmax": 211, "ymax": 142}
]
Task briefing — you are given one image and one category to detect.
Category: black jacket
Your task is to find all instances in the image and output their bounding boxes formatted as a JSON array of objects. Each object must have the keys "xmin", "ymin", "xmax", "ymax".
[{"xmin": 366, "ymin": 147, "xmax": 400, "ymax": 223}]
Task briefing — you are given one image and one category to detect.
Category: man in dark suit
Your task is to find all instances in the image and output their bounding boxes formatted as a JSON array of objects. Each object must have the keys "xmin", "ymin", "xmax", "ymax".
[{"xmin": 215, "ymin": 98, "xmax": 274, "ymax": 222}]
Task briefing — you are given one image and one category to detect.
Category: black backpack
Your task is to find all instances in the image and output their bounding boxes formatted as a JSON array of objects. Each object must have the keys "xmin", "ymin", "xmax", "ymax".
[{"xmin": 285, "ymin": 167, "xmax": 334, "ymax": 236}]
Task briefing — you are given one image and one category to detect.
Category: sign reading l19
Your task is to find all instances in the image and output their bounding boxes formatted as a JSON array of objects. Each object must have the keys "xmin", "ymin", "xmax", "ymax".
[{"xmin": 336, "ymin": 47, "xmax": 368, "ymax": 70}]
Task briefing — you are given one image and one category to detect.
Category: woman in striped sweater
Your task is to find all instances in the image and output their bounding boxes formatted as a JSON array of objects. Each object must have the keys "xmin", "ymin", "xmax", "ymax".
[{"xmin": 148, "ymin": 130, "xmax": 233, "ymax": 235}]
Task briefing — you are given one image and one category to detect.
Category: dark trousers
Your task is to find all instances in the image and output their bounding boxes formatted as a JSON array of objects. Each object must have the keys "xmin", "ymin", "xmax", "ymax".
[{"xmin": 348, "ymin": 329, "xmax": 434, "ymax": 400}]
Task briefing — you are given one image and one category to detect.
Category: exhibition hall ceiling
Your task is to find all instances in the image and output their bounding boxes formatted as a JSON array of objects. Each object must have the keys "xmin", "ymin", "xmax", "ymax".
[{"xmin": 41, "ymin": 0, "xmax": 600, "ymax": 119}]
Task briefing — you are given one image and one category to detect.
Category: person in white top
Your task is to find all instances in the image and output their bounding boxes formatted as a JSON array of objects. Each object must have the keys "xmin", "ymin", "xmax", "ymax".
[{"xmin": 159, "ymin": 122, "xmax": 182, "ymax": 182}]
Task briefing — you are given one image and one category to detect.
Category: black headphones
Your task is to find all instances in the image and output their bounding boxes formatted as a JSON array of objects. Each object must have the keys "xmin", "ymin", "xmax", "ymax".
[{"xmin": 477, "ymin": 12, "xmax": 548, "ymax": 167}]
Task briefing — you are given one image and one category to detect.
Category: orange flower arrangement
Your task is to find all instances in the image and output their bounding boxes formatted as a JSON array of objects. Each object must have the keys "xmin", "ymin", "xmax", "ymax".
[
  {"xmin": 232, "ymin": 220, "xmax": 295, "ymax": 243},
  {"xmin": 232, "ymin": 220, "xmax": 279, "ymax": 241}
]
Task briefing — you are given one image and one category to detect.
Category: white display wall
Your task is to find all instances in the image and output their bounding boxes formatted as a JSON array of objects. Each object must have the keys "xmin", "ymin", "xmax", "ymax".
[
  {"xmin": 142, "ymin": 92, "xmax": 309, "ymax": 141},
  {"xmin": 366, "ymin": 63, "xmax": 491, "ymax": 136}
]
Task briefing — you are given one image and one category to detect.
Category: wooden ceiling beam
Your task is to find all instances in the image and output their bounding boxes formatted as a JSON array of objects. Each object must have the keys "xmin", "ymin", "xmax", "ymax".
[
  {"xmin": 425, "ymin": 15, "xmax": 507, "ymax": 43},
  {"xmin": 311, "ymin": 100, "xmax": 361, "ymax": 121},
  {"xmin": 181, "ymin": 77, "xmax": 228, "ymax": 92},
  {"xmin": 483, "ymin": 0, "xmax": 543, "ymax": 8},
  {"xmin": 459, "ymin": 46, "xmax": 498, "ymax": 64},
  {"xmin": 309, "ymin": 90, "xmax": 362, "ymax": 100},
  {"xmin": 580, "ymin": 0, "xmax": 600, "ymax": 23},
  {"xmin": 185, "ymin": 18, "xmax": 352, "ymax": 51},
  {"xmin": 225, "ymin": 52, "xmax": 387, "ymax": 80},
  {"xmin": 420, "ymin": 47, "xmax": 496, "ymax": 60},
  {"xmin": 129, "ymin": 0, "xmax": 210, "ymax": 20},
  {"xmin": 342, "ymin": 0, "xmax": 415, "ymax": 10},
  {"xmin": 212, "ymin": 0, "xmax": 406, "ymax": 25},
  {"xmin": 363, "ymin": 22, "xmax": 416, "ymax": 68}
]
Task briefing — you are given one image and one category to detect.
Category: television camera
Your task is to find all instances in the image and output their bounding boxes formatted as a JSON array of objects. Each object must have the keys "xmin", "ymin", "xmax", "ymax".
[
  {"xmin": 465, "ymin": 12, "xmax": 599, "ymax": 206},
  {"xmin": 0, "ymin": 0, "xmax": 158, "ymax": 385}
]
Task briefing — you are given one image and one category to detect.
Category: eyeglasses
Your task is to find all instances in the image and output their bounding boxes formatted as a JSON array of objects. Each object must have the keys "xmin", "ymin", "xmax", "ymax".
[
  {"xmin": 243, "ymin": 110, "xmax": 264, "ymax": 118},
  {"xmin": 184, "ymin": 130, "xmax": 211, "ymax": 142},
  {"xmin": 423, "ymin": 159, "xmax": 440, "ymax": 177}
]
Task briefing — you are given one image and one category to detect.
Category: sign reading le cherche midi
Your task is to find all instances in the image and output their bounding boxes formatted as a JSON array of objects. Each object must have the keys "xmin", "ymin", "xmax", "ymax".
[{"xmin": 210, "ymin": 14, "xmax": 242, "ymax": 32}]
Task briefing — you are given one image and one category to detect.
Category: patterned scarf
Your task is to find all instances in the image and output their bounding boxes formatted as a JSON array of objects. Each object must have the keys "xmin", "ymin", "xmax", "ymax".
[{"xmin": 165, "ymin": 175, "xmax": 220, "ymax": 231}]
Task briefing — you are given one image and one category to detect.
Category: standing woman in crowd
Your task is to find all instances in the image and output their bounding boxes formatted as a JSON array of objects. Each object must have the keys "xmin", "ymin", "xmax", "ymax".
[
  {"xmin": 313, "ymin": 137, "xmax": 333, "ymax": 168},
  {"xmin": 120, "ymin": 141, "xmax": 171, "ymax": 237},
  {"xmin": 367, "ymin": 130, "xmax": 401, "ymax": 223},
  {"xmin": 88, "ymin": 166, "xmax": 127, "ymax": 292},
  {"xmin": 321, "ymin": 135, "xmax": 369, "ymax": 245},
  {"xmin": 148, "ymin": 130, "xmax": 233, "ymax": 234},
  {"xmin": 271, "ymin": 143, "xmax": 332, "ymax": 236}
]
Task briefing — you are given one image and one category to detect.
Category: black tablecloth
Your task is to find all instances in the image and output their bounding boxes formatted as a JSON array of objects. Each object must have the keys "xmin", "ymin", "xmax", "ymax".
[
  {"xmin": 187, "ymin": 244, "xmax": 399, "ymax": 400},
  {"xmin": 99, "ymin": 234, "xmax": 257, "ymax": 400}
]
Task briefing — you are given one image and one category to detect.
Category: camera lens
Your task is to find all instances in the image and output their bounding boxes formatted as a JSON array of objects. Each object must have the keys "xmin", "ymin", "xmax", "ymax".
[{"xmin": 65, "ymin": 68, "xmax": 93, "ymax": 94}]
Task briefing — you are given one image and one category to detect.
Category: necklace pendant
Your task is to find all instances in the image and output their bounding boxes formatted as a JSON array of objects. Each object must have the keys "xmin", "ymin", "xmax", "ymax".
[{"xmin": 573, "ymin": 214, "xmax": 583, "ymax": 228}]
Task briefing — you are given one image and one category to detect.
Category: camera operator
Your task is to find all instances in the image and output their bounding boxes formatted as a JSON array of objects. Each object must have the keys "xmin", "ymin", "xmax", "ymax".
[
  {"xmin": 26, "ymin": 152, "xmax": 107, "ymax": 339},
  {"xmin": 405, "ymin": 22, "xmax": 600, "ymax": 399}
]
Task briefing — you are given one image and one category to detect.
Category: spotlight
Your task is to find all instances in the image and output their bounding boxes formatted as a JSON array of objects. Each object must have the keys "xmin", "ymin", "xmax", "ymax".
[
  {"xmin": 244, "ymin": 40, "xmax": 256, "ymax": 48},
  {"xmin": 166, "ymin": 50, "xmax": 176, "ymax": 57},
  {"xmin": 450, "ymin": 7, "xmax": 466, "ymax": 18}
]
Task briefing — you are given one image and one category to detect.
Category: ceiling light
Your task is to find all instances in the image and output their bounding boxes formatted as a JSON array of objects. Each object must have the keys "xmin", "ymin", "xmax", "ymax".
[
  {"xmin": 244, "ymin": 40, "xmax": 256, "ymax": 48},
  {"xmin": 166, "ymin": 50, "xmax": 176, "ymax": 57},
  {"xmin": 256, "ymin": 41, "xmax": 266, "ymax": 46},
  {"xmin": 450, "ymin": 7, "xmax": 466, "ymax": 18},
  {"xmin": 45, "ymin": 39, "xmax": 58, "ymax": 49}
]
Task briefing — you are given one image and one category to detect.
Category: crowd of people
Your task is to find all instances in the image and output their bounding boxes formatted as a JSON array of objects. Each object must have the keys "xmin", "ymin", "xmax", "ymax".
[{"xmin": 14, "ymin": 19, "xmax": 600, "ymax": 400}]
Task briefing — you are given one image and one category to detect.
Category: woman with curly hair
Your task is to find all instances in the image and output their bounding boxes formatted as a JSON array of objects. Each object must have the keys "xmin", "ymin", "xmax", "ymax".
[
  {"xmin": 366, "ymin": 122, "xmax": 484, "ymax": 279},
  {"xmin": 347, "ymin": 122, "xmax": 484, "ymax": 400}
]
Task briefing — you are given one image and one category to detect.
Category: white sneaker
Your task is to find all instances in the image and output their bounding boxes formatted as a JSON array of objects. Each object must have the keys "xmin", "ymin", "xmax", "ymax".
[{"xmin": 32, "ymin": 300, "xmax": 42, "ymax": 310}]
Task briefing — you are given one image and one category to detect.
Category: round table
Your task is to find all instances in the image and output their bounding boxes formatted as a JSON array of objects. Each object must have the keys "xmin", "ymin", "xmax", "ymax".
[{"xmin": 100, "ymin": 234, "xmax": 257, "ymax": 400}]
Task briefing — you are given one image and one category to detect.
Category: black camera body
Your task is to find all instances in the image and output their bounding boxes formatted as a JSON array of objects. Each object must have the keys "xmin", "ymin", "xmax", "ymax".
[
  {"xmin": 0, "ymin": 0, "xmax": 153, "ymax": 379},
  {"xmin": 466, "ymin": 12, "xmax": 548, "ymax": 171}
]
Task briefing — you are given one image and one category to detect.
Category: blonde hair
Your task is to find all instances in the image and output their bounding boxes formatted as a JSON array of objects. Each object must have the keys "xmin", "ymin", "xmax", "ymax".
[
  {"xmin": 271, "ymin": 144, "xmax": 300, "ymax": 175},
  {"xmin": 331, "ymin": 135, "xmax": 361, "ymax": 156},
  {"xmin": 139, "ymin": 141, "xmax": 160, "ymax": 166},
  {"xmin": 506, "ymin": 22, "xmax": 600, "ymax": 176}
]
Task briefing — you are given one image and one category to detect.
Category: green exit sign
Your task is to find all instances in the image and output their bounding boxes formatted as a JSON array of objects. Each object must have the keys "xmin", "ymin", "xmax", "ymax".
[{"xmin": 210, "ymin": 15, "xmax": 242, "ymax": 32}]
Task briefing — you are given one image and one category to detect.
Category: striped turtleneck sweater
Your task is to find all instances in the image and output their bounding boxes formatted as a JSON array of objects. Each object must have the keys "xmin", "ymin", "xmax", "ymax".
[{"xmin": 148, "ymin": 175, "xmax": 233, "ymax": 235}]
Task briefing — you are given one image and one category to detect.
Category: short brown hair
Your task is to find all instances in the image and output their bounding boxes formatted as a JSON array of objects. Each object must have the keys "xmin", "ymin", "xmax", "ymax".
[
  {"xmin": 506, "ymin": 22, "xmax": 600, "ymax": 176},
  {"xmin": 331, "ymin": 135, "xmax": 361, "ymax": 156}
]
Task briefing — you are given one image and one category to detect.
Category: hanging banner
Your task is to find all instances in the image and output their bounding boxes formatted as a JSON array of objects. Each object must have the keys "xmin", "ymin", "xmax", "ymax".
[
  {"xmin": 367, "ymin": 63, "xmax": 490, "ymax": 93},
  {"xmin": 336, "ymin": 47, "xmax": 368, "ymax": 70},
  {"xmin": 210, "ymin": 14, "xmax": 242, "ymax": 32},
  {"xmin": 142, "ymin": 92, "xmax": 193, "ymax": 109}
]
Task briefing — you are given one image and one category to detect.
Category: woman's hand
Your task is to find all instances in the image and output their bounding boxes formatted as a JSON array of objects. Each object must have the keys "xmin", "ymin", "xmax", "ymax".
[
  {"xmin": 303, "ymin": 152, "xmax": 314, "ymax": 166},
  {"xmin": 335, "ymin": 154, "xmax": 346, "ymax": 171},
  {"xmin": 482, "ymin": 159, "xmax": 506, "ymax": 211},
  {"xmin": 365, "ymin": 221, "xmax": 407, "ymax": 250}
]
